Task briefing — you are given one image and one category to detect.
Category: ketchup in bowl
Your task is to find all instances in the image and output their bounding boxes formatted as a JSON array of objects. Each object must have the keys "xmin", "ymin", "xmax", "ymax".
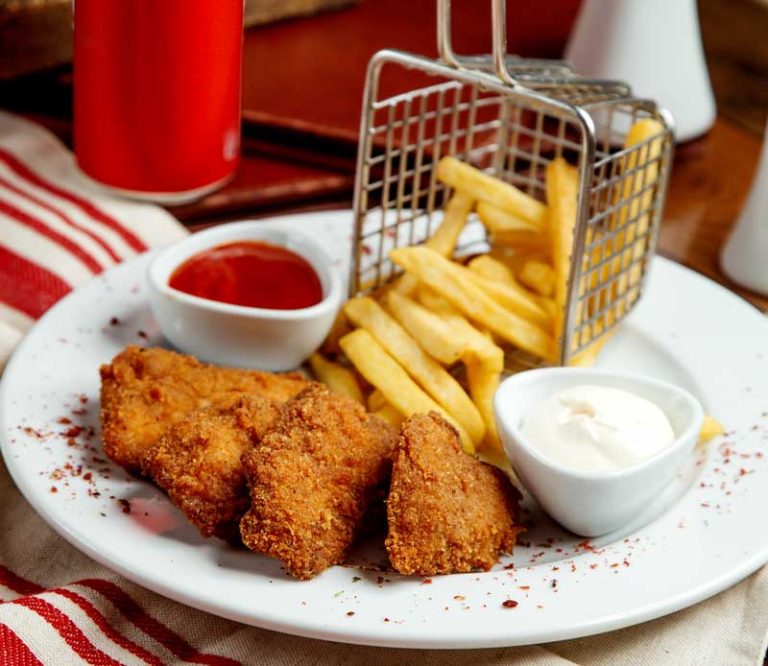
[{"xmin": 168, "ymin": 241, "xmax": 323, "ymax": 310}]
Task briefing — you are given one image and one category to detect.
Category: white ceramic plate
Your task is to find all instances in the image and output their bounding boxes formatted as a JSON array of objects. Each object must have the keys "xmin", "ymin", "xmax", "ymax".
[{"xmin": 1, "ymin": 210, "xmax": 767, "ymax": 649}]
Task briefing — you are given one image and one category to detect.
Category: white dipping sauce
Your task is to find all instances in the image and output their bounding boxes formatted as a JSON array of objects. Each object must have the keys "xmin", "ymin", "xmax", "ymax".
[{"xmin": 520, "ymin": 384, "xmax": 675, "ymax": 473}]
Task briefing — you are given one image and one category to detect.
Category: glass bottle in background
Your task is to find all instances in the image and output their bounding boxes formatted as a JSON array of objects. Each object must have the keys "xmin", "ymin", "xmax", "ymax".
[{"xmin": 74, "ymin": 0, "xmax": 244, "ymax": 204}]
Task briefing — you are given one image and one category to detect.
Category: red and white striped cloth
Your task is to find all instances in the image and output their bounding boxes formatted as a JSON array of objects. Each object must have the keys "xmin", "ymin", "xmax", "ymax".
[
  {"xmin": 0, "ymin": 111, "xmax": 186, "ymax": 368},
  {"xmin": 1, "ymin": 112, "xmax": 767, "ymax": 666}
]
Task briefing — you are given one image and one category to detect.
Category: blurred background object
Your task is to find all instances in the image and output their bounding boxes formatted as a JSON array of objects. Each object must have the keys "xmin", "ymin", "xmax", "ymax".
[
  {"xmin": 699, "ymin": 0, "xmax": 768, "ymax": 136},
  {"xmin": 565, "ymin": 0, "xmax": 715, "ymax": 142},
  {"xmin": 244, "ymin": 0, "xmax": 357, "ymax": 26},
  {"xmin": 720, "ymin": 118, "xmax": 768, "ymax": 296},
  {"xmin": 0, "ymin": 0, "xmax": 357, "ymax": 80},
  {"xmin": 0, "ymin": 0, "xmax": 71, "ymax": 79},
  {"xmin": 73, "ymin": 0, "xmax": 244, "ymax": 203}
]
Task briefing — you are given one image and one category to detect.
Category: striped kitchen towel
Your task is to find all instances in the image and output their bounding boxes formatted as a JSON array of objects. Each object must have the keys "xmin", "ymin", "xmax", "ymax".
[{"xmin": 0, "ymin": 111, "xmax": 187, "ymax": 369}]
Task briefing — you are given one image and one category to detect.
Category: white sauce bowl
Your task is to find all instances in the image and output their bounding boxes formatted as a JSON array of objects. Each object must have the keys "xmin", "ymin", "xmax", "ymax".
[
  {"xmin": 147, "ymin": 221, "xmax": 343, "ymax": 371},
  {"xmin": 494, "ymin": 368, "xmax": 704, "ymax": 537}
]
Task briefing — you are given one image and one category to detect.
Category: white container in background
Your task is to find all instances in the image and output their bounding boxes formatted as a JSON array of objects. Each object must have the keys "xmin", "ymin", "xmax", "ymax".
[
  {"xmin": 721, "ymin": 119, "xmax": 768, "ymax": 296},
  {"xmin": 565, "ymin": 0, "xmax": 716, "ymax": 142}
]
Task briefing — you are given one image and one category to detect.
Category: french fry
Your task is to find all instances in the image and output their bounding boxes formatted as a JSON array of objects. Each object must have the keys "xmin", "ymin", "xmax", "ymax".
[
  {"xmin": 699, "ymin": 414, "xmax": 724, "ymax": 444},
  {"xmin": 319, "ymin": 311, "xmax": 353, "ymax": 355},
  {"xmin": 476, "ymin": 200, "xmax": 541, "ymax": 234},
  {"xmin": 567, "ymin": 329, "xmax": 615, "ymax": 367},
  {"xmin": 367, "ymin": 388, "xmax": 387, "ymax": 412},
  {"xmin": 466, "ymin": 360, "xmax": 502, "ymax": 456},
  {"xmin": 416, "ymin": 284, "xmax": 456, "ymax": 314},
  {"xmin": 396, "ymin": 190, "xmax": 474, "ymax": 295},
  {"xmin": 374, "ymin": 402, "xmax": 405, "ymax": 429},
  {"xmin": 308, "ymin": 353, "xmax": 364, "ymax": 404},
  {"xmin": 539, "ymin": 297, "xmax": 557, "ymax": 320},
  {"xmin": 391, "ymin": 246, "xmax": 554, "ymax": 360},
  {"xmin": 546, "ymin": 157, "xmax": 579, "ymax": 356},
  {"xmin": 463, "ymin": 268, "xmax": 552, "ymax": 331},
  {"xmin": 383, "ymin": 290, "xmax": 464, "ymax": 365},
  {"xmin": 437, "ymin": 156, "xmax": 548, "ymax": 228},
  {"xmin": 468, "ymin": 254, "xmax": 518, "ymax": 285},
  {"xmin": 518, "ymin": 259, "xmax": 555, "ymax": 297},
  {"xmin": 614, "ymin": 119, "xmax": 665, "ymax": 317},
  {"xmin": 344, "ymin": 297, "xmax": 486, "ymax": 446},
  {"xmin": 491, "ymin": 229, "xmax": 552, "ymax": 254},
  {"xmin": 416, "ymin": 285, "xmax": 505, "ymax": 373},
  {"xmin": 339, "ymin": 328, "xmax": 474, "ymax": 452}
]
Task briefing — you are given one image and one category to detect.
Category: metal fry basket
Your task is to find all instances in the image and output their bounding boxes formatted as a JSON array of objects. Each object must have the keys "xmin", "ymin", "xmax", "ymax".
[{"xmin": 350, "ymin": 0, "xmax": 675, "ymax": 366}]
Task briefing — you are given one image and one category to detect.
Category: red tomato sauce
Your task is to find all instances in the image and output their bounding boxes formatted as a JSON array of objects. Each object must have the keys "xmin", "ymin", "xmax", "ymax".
[{"xmin": 169, "ymin": 241, "xmax": 323, "ymax": 310}]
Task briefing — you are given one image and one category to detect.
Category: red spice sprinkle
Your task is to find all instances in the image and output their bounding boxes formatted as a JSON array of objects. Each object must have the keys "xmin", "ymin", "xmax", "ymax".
[
  {"xmin": 738, "ymin": 468, "xmax": 752, "ymax": 476},
  {"xmin": 346, "ymin": 611, "xmax": 355, "ymax": 617},
  {"xmin": 57, "ymin": 417, "xmax": 72, "ymax": 425},
  {"xmin": 421, "ymin": 578, "xmax": 432, "ymax": 585},
  {"xmin": 589, "ymin": 564, "xmax": 598, "ymax": 570},
  {"xmin": 118, "ymin": 499, "xmax": 131, "ymax": 514},
  {"xmin": 79, "ymin": 395, "xmax": 88, "ymax": 404},
  {"xmin": 453, "ymin": 595, "xmax": 466, "ymax": 601},
  {"xmin": 503, "ymin": 563, "xmax": 515, "ymax": 570},
  {"xmin": 551, "ymin": 566, "xmax": 559, "ymax": 571},
  {"xmin": 518, "ymin": 585, "xmax": 530, "ymax": 590},
  {"xmin": 623, "ymin": 559, "xmax": 630, "ymax": 567},
  {"xmin": 570, "ymin": 564, "xmax": 577, "ymax": 573},
  {"xmin": 138, "ymin": 330, "xmax": 148, "ymax": 339},
  {"xmin": 63, "ymin": 426, "xmax": 83, "ymax": 438},
  {"xmin": 384, "ymin": 618, "xmax": 390, "ymax": 623},
  {"xmin": 50, "ymin": 486, "xmax": 57, "ymax": 493},
  {"xmin": 83, "ymin": 472, "xmax": 92, "ymax": 482},
  {"xmin": 72, "ymin": 408, "xmax": 87, "ymax": 416},
  {"xmin": 502, "ymin": 599, "xmax": 518, "ymax": 608},
  {"xmin": 110, "ymin": 317, "xmax": 121, "ymax": 326}
]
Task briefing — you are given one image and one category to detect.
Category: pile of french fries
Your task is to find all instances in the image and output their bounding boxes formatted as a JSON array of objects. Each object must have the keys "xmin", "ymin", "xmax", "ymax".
[{"xmin": 310, "ymin": 119, "xmax": 666, "ymax": 460}]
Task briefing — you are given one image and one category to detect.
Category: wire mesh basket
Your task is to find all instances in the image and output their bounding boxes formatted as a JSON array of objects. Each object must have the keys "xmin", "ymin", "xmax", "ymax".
[{"xmin": 350, "ymin": 0, "xmax": 675, "ymax": 367}]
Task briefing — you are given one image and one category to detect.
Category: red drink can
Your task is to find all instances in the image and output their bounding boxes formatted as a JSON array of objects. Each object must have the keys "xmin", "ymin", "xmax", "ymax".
[{"xmin": 74, "ymin": 0, "xmax": 244, "ymax": 204}]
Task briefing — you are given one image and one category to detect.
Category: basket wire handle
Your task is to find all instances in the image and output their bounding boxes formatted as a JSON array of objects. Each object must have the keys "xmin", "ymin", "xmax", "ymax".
[
  {"xmin": 490, "ymin": 0, "xmax": 516, "ymax": 85},
  {"xmin": 437, "ymin": 0, "xmax": 554, "ymax": 84}
]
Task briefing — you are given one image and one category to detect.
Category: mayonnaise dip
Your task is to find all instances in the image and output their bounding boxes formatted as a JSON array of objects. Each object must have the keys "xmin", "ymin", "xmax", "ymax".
[{"xmin": 520, "ymin": 384, "xmax": 675, "ymax": 473}]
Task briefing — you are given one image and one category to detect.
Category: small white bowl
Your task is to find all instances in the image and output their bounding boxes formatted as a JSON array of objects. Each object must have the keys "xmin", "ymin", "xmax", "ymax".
[
  {"xmin": 494, "ymin": 368, "xmax": 704, "ymax": 537},
  {"xmin": 147, "ymin": 220, "xmax": 343, "ymax": 371}
]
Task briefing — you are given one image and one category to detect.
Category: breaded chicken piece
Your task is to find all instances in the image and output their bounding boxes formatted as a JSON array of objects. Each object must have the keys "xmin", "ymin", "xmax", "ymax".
[
  {"xmin": 239, "ymin": 384, "xmax": 397, "ymax": 580},
  {"xmin": 100, "ymin": 346, "xmax": 308, "ymax": 471},
  {"xmin": 386, "ymin": 412, "xmax": 522, "ymax": 576},
  {"xmin": 140, "ymin": 395, "xmax": 282, "ymax": 542}
]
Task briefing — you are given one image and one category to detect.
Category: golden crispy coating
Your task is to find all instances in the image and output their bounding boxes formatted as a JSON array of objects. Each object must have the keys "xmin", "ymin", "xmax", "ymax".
[
  {"xmin": 239, "ymin": 384, "xmax": 397, "ymax": 580},
  {"xmin": 386, "ymin": 412, "xmax": 522, "ymax": 576},
  {"xmin": 99, "ymin": 346, "xmax": 308, "ymax": 471},
  {"xmin": 140, "ymin": 395, "xmax": 282, "ymax": 542}
]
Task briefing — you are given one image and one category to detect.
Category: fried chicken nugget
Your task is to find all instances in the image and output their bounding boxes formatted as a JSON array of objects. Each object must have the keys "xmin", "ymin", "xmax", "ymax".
[
  {"xmin": 240, "ymin": 384, "xmax": 397, "ymax": 580},
  {"xmin": 386, "ymin": 412, "xmax": 522, "ymax": 576},
  {"xmin": 100, "ymin": 346, "xmax": 308, "ymax": 472},
  {"xmin": 140, "ymin": 395, "xmax": 282, "ymax": 542}
]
